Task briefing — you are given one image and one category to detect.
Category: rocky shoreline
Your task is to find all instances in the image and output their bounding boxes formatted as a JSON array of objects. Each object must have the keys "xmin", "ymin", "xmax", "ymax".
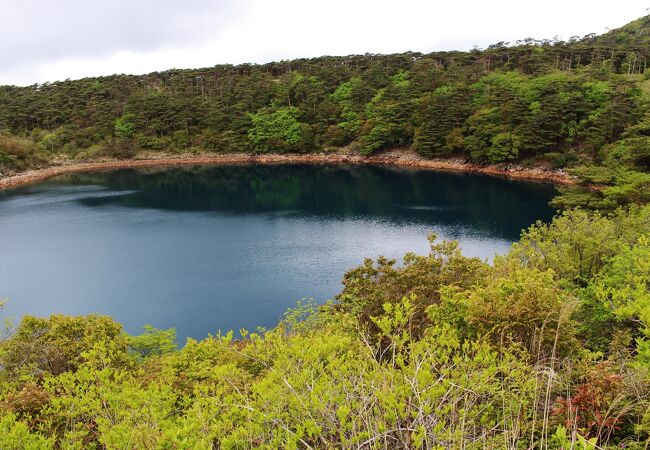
[{"xmin": 0, "ymin": 150, "xmax": 575, "ymax": 190}]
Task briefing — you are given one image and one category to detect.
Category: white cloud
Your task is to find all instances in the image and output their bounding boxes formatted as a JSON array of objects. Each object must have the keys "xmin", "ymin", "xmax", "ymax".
[{"xmin": 0, "ymin": 0, "xmax": 646, "ymax": 85}]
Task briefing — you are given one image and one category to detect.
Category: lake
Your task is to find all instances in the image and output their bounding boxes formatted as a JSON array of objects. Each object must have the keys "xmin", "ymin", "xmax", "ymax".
[{"xmin": 0, "ymin": 163, "xmax": 556, "ymax": 341}]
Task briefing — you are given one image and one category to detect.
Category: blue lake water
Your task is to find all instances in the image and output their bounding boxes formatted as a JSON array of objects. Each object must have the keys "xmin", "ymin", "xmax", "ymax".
[{"xmin": 0, "ymin": 164, "xmax": 556, "ymax": 341}]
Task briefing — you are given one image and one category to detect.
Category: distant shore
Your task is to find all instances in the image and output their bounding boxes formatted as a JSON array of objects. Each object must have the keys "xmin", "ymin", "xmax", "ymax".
[{"xmin": 0, "ymin": 149, "xmax": 575, "ymax": 190}]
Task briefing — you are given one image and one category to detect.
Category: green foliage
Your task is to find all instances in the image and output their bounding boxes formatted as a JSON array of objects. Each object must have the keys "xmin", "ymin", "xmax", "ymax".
[
  {"xmin": 510, "ymin": 207, "xmax": 648, "ymax": 283},
  {"xmin": 360, "ymin": 72, "xmax": 415, "ymax": 154},
  {"xmin": 115, "ymin": 114, "xmax": 136, "ymax": 138},
  {"xmin": 38, "ymin": 132, "xmax": 61, "ymax": 152},
  {"xmin": 248, "ymin": 107, "xmax": 304, "ymax": 152},
  {"xmin": 488, "ymin": 130, "xmax": 521, "ymax": 162},
  {"xmin": 554, "ymin": 107, "xmax": 650, "ymax": 210},
  {"xmin": 511, "ymin": 204, "xmax": 650, "ymax": 358},
  {"xmin": 0, "ymin": 414, "xmax": 54, "ymax": 450},
  {"xmin": 463, "ymin": 260, "xmax": 577, "ymax": 356},
  {"xmin": 128, "ymin": 325, "xmax": 178, "ymax": 361},
  {"xmin": 1, "ymin": 314, "xmax": 129, "ymax": 376},
  {"xmin": 337, "ymin": 234, "xmax": 485, "ymax": 340},
  {"xmin": 413, "ymin": 85, "xmax": 469, "ymax": 156},
  {"xmin": 0, "ymin": 131, "xmax": 43, "ymax": 172},
  {"xmin": 595, "ymin": 235, "xmax": 650, "ymax": 363},
  {"xmin": 604, "ymin": 170, "xmax": 650, "ymax": 205},
  {"xmin": 551, "ymin": 425, "xmax": 598, "ymax": 449}
]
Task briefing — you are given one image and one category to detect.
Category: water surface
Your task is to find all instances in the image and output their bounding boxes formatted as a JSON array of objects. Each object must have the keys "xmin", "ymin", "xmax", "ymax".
[{"xmin": 0, "ymin": 164, "xmax": 556, "ymax": 341}]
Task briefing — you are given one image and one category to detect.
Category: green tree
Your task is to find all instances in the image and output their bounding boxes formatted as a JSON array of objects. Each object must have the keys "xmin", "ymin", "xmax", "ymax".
[
  {"xmin": 128, "ymin": 325, "xmax": 178, "ymax": 360},
  {"xmin": 114, "ymin": 113, "xmax": 137, "ymax": 138},
  {"xmin": 595, "ymin": 235, "xmax": 650, "ymax": 363},
  {"xmin": 413, "ymin": 85, "xmax": 469, "ymax": 156},
  {"xmin": 360, "ymin": 71, "xmax": 415, "ymax": 154},
  {"xmin": 488, "ymin": 130, "xmax": 521, "ymax": 162},
  {"xmin": 248, "ymin": 107, "xmax": 304, "ymax": 152}
]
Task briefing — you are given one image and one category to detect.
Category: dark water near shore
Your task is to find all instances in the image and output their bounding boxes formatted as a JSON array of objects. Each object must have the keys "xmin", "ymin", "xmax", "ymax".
[{"xmin": 0, "ymin": 164, "xmax": 556, "ymax": 341}]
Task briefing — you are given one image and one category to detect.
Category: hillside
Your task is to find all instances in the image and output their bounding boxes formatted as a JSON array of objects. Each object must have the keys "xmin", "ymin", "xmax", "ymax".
[
  {"xmin": 1, "ymin": 17, "xmax": 650, "ymax": 208},
  {"xmin": 595, "ymin": 14, "xmax": 650, "ymax": 47}
]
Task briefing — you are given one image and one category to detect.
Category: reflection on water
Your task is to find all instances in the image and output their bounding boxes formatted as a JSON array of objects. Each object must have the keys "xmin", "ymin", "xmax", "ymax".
[{"xmin": 0, "ymin": 164, "xmax": 556, "ymax": 341}]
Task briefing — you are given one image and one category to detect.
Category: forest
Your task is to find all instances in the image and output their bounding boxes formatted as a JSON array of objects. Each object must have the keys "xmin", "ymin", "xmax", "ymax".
[
  {"xmin": 1, "ymin": 16, "xmax": 650, "ymax": 209},
  {"xmin": 1, "ymin": 14, "xmax": 650, "ymax": 450}
]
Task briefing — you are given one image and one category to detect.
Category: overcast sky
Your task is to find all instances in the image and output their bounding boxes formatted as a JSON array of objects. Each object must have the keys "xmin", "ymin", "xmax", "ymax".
[{"xmin": 0, "ymin": 0, "xmax": 647, "ymax": 86}]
